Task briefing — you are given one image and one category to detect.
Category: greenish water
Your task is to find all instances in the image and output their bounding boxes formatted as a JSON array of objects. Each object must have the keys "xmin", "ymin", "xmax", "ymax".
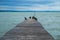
[{"xmin": 0, "ymin": 12, "xmax": 60, "ymax": 40}]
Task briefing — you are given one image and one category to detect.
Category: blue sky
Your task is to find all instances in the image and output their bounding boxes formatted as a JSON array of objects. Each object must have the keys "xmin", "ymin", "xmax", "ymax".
[{"xmin": 0, "ymin": 0, "xmax": 60, "ymax": 11}]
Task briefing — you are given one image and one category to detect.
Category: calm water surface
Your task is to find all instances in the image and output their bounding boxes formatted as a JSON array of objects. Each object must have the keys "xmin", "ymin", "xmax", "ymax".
[{"xmin": 0, "ymin": 12, "xmax": 60, "ymax": 40}]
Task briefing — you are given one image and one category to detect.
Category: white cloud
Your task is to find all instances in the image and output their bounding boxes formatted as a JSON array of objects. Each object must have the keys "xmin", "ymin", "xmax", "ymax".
[
  {"xmin": 0, "ymin": 5, "xmax": 51, "ymax": 11},
  {"xmin": 0, "ymin": 5, "xmax": 60, "ymax": 11},
  {"xmin": 0, "ymin": 0, "xmax": 60, "ymax": 11}
]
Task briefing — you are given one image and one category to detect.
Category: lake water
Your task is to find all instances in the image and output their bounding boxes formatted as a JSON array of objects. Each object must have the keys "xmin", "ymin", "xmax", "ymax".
[{"xmin": 0, "ymin": 12, "xmax": 60, "ymax": 40}]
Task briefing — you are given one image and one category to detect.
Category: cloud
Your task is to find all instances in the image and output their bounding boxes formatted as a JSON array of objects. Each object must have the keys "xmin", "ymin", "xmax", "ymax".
[
  {"xmin": 0, "ymin": 0, "xmax": 60, "ymax": 11},
  {"xmin": 0, "ymin": 0, "xmax": 54, "ymax": 6}
]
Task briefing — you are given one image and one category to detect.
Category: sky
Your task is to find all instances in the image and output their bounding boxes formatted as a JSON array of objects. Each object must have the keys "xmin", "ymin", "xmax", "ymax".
[{"xmin": 0, "ymin": 0, "xmax": 60, "ymax": 11}]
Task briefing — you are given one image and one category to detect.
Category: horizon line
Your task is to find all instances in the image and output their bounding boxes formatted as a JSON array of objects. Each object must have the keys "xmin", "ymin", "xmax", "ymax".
[{"xmin": 0, "ymin": 10, "xmax": 60, "ymax": 12}]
